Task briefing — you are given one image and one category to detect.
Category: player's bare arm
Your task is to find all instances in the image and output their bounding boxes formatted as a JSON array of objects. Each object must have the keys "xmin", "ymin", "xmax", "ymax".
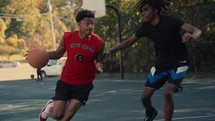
[
  {"xmin": 95, "ymin": 41, "xmax": 105, "ymax": 73},
  {"xmin": 48, "ymin": 37, "xmax": 66, "ymax": 59},
  {"xmin": 108, "ymin": 34, "xmax": 139, "ymax": 53},
  {"xmin": 96, "ymin": 41, "xmax": 105, "ymax": 62},
  {"xmin": 103, "ymin": 34, "xmax": 139, "ymax": 62},
  {"xmin": 181, "ymin": 23, "xmax": 202, "ymax": 43}
]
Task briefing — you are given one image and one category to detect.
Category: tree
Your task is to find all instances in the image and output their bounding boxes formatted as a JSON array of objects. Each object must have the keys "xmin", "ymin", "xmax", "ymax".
[
  {"xmin": 95, "ymin": 0, "xmax": 215, "ymax": 73},
  {"xmin": 0, "ymin": 0, "xmax": 214, "ymax": 73},
  {"xmin": 0, "ymin": 19, "xmax": 6, "ymax": 43},
  {"xmin": 4, "ymin": 35, "xmax": 27, "ymax": 59}
]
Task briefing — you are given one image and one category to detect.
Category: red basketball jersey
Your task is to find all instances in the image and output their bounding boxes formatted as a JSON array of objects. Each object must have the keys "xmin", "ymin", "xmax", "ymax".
[{"xmin": 60, "ymin": 31, "xmax": 103, "ymax": 85}]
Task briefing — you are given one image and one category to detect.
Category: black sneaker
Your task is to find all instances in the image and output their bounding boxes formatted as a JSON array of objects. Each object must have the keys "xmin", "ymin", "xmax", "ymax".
[
  {"xmin": 178, "ymin": 86, "xmax": 183, "ymax": 93},
  {"xmin": 144, "ymin": 107, "xmax": 158, "ymax": 121}
]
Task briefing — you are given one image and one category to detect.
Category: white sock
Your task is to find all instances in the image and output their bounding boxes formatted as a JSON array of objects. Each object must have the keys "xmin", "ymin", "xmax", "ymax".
[{"xmin": 41, "ymin": 103, "xmax": 53, "ymax": 119}]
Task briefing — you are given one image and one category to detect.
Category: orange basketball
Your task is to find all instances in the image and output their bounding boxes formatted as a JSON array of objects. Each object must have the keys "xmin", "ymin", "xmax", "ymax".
[{"xmin": 27, "ymin": 47, "xmax": 49, "ymax": 68}]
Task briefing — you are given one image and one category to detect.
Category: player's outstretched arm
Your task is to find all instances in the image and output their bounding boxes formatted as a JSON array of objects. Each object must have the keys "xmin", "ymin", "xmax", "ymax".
[{"xmin": 103, "ymin": 34, "xmax": 139, "ymax": 62}]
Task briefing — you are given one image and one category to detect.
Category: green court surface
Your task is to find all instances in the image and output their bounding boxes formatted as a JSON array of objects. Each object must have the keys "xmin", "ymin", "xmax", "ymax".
[{"xmin": 0, "ymin": 75, "xmax": 215, "ymax": 121}]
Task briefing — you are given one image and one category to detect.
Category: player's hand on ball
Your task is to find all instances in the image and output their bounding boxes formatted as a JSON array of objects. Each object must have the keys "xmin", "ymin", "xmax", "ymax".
[
  {"xmin": 182, "ymin": 33, "xmax": 195, "ymax": 43},
  {"xmin": 25, "ymin": 51, "xmax": 29, "ymax": 60},
  {"xmin": 27, "ymin": 47, "xmax": 49, "ymax": 68}
]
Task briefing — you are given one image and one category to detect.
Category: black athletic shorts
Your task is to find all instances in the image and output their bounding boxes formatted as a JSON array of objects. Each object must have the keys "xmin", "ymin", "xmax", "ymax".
[
  {"xmin": 145, "ymin": 60, "xmax": 189, "ymax": 90},
  {"xmin": 54, "ymin": 80, "xmax": 94, "ymax": 105}
]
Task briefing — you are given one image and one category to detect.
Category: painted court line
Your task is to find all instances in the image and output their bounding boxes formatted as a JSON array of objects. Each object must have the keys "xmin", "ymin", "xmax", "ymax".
[{"xmin": 154, "ymin": 115, "xmax": 215, "ymax": 121}]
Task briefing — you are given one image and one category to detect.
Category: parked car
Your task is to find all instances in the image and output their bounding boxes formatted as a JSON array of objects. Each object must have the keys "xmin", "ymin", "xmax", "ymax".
[
  {"xmin": 0, "ymin": 61, "xmax": 20, "ymax": 68},
  {"xmin": 41, "ymin": 57, "xmax": 67, "ymax": 77}
]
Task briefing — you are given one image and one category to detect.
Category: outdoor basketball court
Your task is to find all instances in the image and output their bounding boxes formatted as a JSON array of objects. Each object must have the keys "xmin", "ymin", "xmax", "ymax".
[{"xmin": 0, "ymin": 75, "xmax": 214, "ymax": 121}]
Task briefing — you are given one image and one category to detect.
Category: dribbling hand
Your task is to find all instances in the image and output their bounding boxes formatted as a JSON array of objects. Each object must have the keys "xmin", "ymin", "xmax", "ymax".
[
  {"xmin": 25, "ymin": 51, "xmax": 29, "ymax": 60},
  {"xmin": 182, "ymin": 33, "xmax": 195, "ymax": 43},
  {"xmin": 95, "ymin": 62, "xmax": 103, "ymax": 73}
]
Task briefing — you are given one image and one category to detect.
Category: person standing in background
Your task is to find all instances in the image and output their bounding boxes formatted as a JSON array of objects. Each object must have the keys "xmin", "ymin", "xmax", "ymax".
[{"xmin": 37, "ymin": 68, "xmax": 43, "ymax": 81}]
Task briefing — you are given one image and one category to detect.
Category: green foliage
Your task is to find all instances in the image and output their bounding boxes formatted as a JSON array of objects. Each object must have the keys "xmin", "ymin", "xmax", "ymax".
[
  {"xmin": 0, "ymin": 0, "xmax": 214, "ymax": 73},
  {"xmin": 0, "ymin": 19, "xmax": 6, "ymax": 43},
  {"xmin": 0, "ymin": 0, "xmax": 72, "ymax": 58},
  {"xmin": 94, "ymin": 0, "xmax": 215, "ymax": 73},
  {"xmin": 0, "ymin": 44, "xmax": 22, "ymax": 60}
]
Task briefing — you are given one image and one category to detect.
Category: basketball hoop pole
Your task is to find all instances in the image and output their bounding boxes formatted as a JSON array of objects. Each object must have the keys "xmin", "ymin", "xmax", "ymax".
[
  {"xmin": 47, "ymin": 0, "xmax": 56, "ymax": 50},
  {"xmin": 106, "ymin": 4, "xmax": 124, "ymax": 80}
]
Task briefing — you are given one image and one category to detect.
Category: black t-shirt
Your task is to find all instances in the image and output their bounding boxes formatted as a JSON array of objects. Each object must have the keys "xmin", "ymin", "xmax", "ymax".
[{"xmin": 135, "ymin": 15, "xmax": 188, "ymax": 63}]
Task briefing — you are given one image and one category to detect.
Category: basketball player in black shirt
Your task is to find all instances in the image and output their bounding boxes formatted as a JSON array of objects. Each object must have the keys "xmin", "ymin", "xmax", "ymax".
[{"xmin": 103, "ymin": 0, "xmax": 201, "ymax": 121}]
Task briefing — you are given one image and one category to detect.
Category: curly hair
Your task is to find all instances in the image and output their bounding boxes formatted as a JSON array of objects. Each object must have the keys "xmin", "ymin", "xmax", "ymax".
[
  {"xmin": 134, "ymin": 0, "xmax": 171, "ymax": 14},
  {"xmin": 76, "ymin": 10, "xmax": 95, "ymax": 22}
]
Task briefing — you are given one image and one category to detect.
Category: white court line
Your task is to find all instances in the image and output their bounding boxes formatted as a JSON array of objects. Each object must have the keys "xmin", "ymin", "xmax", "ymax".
[{"xmin": 154, "ymin": 115, "xmax": 215, "ymax": 121}]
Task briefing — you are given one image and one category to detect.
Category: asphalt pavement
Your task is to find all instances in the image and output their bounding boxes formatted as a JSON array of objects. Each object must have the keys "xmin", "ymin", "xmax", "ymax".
[{"xmin": 0, "ymin": 75, "xmax": 215, "ymax": 121}]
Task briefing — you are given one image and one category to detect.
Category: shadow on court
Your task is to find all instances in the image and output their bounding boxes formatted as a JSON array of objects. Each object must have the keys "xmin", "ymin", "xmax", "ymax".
[{"xmin": 0, "ymin": 75, "xmax": 215, "ymax": 121}]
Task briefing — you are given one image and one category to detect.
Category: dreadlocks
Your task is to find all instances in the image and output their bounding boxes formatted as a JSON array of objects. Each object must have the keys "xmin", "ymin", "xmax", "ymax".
[{"xmin": 134, "ymin": 0, "xmax": 171, "ymax": 14}]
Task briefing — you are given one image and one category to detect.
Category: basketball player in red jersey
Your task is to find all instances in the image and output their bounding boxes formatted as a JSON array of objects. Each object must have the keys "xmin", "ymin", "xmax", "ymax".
[{"xmin": 39, "ymin": 10, "xmax": 105, "ymax": 121}]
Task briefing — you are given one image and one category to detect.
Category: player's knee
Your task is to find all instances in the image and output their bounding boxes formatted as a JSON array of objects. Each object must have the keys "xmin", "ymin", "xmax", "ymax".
[
  {"xmin": 63, "ymin": 112, "xmax": 76, "ymax": 121},
  {"xmin": 163, "ymin": 90, "xmax": 173, "ymax": 100},
  {"xmin": 164, "ymin": 89, "xmax": 176, "ymax": 102},
  {"xmin": 51, "ymin": 112, "xmax": 64, "ymax": 120},
  {"xmin": 54, "ymin": 115, "xmax": 64, "ymax": 120},
  {"xmin": 165, "ymin": 84, "xmax": 178, "ymax": 96},
  {"xmin": 141, "ymin": 88, "xmax": 155, "ymax": 102},
  {"xmin": 141, "ymin": 93, "xmax": 151, "ymax": 102}
]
